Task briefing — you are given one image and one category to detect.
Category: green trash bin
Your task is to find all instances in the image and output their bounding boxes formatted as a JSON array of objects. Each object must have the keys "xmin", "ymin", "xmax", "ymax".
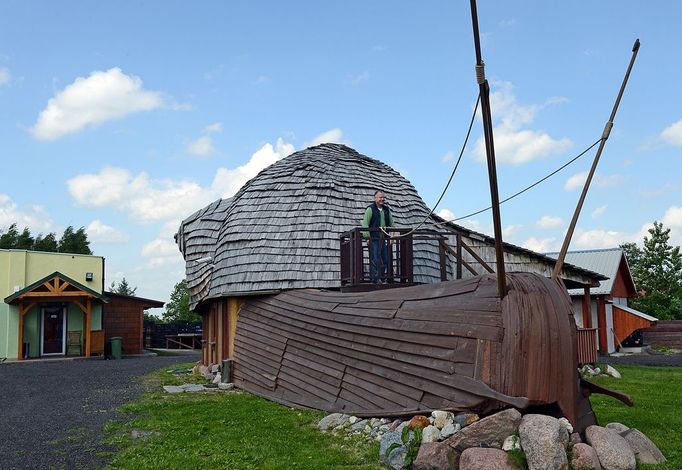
[{"xmin": 110, "ymin": 337, "xmax": 122, "ymax": 360}]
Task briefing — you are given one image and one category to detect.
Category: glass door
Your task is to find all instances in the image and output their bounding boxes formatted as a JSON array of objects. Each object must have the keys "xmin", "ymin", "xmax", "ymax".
[{"xmin": 41, "ymin": 305, "xmax": 66, "ymax": 356}]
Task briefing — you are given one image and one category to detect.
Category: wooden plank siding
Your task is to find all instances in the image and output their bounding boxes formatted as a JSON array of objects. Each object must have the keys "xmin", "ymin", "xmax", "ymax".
[
  {"xmin": 231, "ymin": 273, "xmax": 592, "ymax": 430},
  {"xmin": 612, "ymin": 306, "xmax": 656, "ymax": 348}
]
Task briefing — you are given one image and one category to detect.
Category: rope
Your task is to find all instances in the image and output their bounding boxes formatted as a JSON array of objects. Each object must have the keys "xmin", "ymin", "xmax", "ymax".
[{"xmin": 381, "ymin": 94, "xmax": 481, "ymax": 239}]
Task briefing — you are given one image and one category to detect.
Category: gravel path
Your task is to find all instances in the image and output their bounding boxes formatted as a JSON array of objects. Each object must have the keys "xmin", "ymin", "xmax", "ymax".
[
  {"xmin": 0, "ymin": 353, "xmax": 199, "ymax": 470},
  {"xmin": 601, "ymin": 352, "xmax": 682, "ymax": 367}
]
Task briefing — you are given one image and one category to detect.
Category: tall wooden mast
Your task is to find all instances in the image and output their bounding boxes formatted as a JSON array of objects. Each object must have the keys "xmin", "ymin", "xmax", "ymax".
[{"xmin": 469, "ymin": 0, "xmax": 506, "ymax": 298}]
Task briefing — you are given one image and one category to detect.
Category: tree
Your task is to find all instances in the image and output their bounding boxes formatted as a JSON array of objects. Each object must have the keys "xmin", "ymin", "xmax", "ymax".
[
  {"xmin": 58, "ymin": 226, "xmax": 92, "ymax": 255},
  {"xmin": 621, "ymin": 221, "xmax": 682, "ymax": 320},
  {"xmin": 163, "ymin": 280, "xmax": 199, "ymax": 322},
  {"xmin": 110, "ymin": 277, "xmax": 137, "ymax": 296},
  {"xmin": 34, "ymin": 232, "xmax": 58, "ymax": 252},
  {"xmin": 0, "ymin": 223, "xmax": 19, "ymax": 249},
  {"xmin": 15, "ymin": 227, "xmax": 35, "ymax": 250}
]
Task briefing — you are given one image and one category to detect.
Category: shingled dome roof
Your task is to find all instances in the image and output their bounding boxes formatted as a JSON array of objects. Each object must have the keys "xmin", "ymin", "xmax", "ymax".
[{"xmin": 177, "ymin": 143, "xmax": 447, "ymax": 309}]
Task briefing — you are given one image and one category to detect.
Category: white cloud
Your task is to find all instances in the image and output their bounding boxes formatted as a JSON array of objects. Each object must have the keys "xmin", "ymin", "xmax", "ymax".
[
  {"xmin": 537, "ymin": 215, "xmax": 564, "ymax": 229},
  {"xmin": 661, "ymin": 119, "xmax": 682, "ymax": 147},
  {"xmin": 67, "ymin": 167, "xmax": 215, "ymax": 224},
  {"xmin": 139, "ymin": 237, "xmax": 185, "ymax": 270},
  {"xmin": 0, "ymin": 194, "xmax": 53, "ymax": 232},
  {"xmin": 349, "ymin": 71, "xmax": 369, "ymax": 86},
  {"xmin": 662, "ymin": 206, "xmax": 682, "ymax": 229},
  {"xmin": 591, "ymin": 205, "xmax": 607, "ymax": 219},
  {"xmin": 31, "ymin": 67, "xmax": 164, "ymax": 140},
  {"xmin": 186, "ymin": 136, "xmax": 214, "ymax": 156},
  {"xmin": 564, "ymin": 172, "xmax": 627, "ymax": 192},
  {"xmin": 212, "ymin": 138, "xmax": 294, "ymax": 197},
  {"xmin": 503, "ymin": 224, "xmax": 523, "ymax": 238},
  {"xmin": 441, "ymin": 151, "xmax": 455, "ymax": 163},
  {"xmin": 204, "ymin": 122, "xmax": 222, "ymax": 134},
  {"xmin": 573, "ymin": 228, "xmax": 630, "ymax": 249},
  {"xmin": 473, "ymin": 82, "xmax": 572, "ymax": 165},
  {"xmin": 86, "ymin": 219, "xmax": 130, "ymax": 243},
  {"xmin": 522, "ymin": 237, "xmax": 558, "ymax": 253},
  {"xmin": 437, "ymin": 208, "xmax": 456, "ymax": 221},
  {"xmin": 0, "ymin": 67, "xmax": 10, "ymax": 86},
  {"xmin": 303, "ymin": 128, "xmax": 349, "ymax": 148}
]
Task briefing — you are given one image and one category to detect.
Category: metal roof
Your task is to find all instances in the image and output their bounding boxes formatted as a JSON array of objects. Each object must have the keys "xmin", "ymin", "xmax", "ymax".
[{"xmin": 545, "ymin": 248, "xmax": 626, "ymax": 295}]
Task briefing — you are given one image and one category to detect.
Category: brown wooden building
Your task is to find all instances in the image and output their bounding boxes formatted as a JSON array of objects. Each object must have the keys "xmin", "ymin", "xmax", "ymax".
[{"xmin": 102, "ymin": 292, "xmax": 163, "ymax": 355}]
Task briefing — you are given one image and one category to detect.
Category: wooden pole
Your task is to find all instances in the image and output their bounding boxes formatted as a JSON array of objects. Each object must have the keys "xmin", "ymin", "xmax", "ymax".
[
  {"xmin": 469, "ymin": 0, "xmax": 506, "ymax": 298},
  {"xmin": 18, "ymin": 302, "xmax": 25, "ymax": 361},
  {"xmin": 553, "ymin": 39, "xmax": 640, "ymax": 279},
  {"xmin": 582, "ymin": 287, "xmax": 592, "ymax": 328},
  {"xmin": 85, "ymin": 299, "xmax": 91, "ymax": 357}
]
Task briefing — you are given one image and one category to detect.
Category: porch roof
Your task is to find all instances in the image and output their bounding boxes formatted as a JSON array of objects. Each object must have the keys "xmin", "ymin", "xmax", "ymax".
[{"xmin": 4, "ymin": 271, "xmax": 108, "ymax": 304}]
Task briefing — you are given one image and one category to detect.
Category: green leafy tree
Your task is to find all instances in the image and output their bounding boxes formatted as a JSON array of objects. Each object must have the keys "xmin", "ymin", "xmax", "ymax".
[
  {"xmin": 621, "ymin": 221, "xmax": 682, "ymax": 320},
  {"xmin": 58, "ymin": 226, "xmax": 92, "ymax": 255},
  {"xmin": 110, "ymin": 277, "xmax": 137, "ymax": 296},
  {"xmin": 163, "ymin": 280, "xmax": 199, "ymax": 322},
  {"xmin": 0, "ymin": 223, "xmax": 19, "ymax": 249},
  {"xmin": 15, "ymin": 227, "xmax": 35, "ymax": 250},
  {"xmin": 34, "ymin": 232, "xmax": 59, "ymax": 252}
]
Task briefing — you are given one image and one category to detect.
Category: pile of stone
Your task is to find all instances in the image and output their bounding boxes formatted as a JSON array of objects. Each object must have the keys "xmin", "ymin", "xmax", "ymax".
[
  {"xmin": 580, "ymin": 363, "xmax": 622, "ymax": 379},
  {"xmin": 317, "ymin": 408, "xmax": 666, "ymax": 469}
]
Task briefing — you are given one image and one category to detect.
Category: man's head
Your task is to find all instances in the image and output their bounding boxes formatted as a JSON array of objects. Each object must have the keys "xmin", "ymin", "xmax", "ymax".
[{"xmin": 374, "ymin": 190, "xmax": 386, "ymax": 208}]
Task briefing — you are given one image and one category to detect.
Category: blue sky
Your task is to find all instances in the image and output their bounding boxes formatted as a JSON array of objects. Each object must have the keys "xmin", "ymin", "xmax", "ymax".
[{"xmin": 1, "ymin": 1, "xmax": 681, "ymax": 310}]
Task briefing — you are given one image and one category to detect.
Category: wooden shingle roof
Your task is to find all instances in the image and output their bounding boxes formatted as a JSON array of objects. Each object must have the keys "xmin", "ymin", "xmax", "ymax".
[{"xmin": 177, "ymin": 144, "xmax": 447, "ymax": 309}]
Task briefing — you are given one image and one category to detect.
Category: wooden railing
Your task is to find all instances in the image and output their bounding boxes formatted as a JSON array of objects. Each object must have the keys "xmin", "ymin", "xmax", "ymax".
[{"xmin": 577, "ymin": 328, "xmax": 598, "ymax": 365}]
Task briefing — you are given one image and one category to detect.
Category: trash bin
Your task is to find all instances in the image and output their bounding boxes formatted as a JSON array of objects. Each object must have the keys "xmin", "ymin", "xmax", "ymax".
[{"xmin": 109, "ymin": 337, "xmax": 122, "ymax": 360}]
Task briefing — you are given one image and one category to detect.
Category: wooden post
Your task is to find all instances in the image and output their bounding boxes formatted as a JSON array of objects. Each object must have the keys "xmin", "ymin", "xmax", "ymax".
[
  {"xmin": 85, "ymin": 299, "xmax": 91, "ymax": 357},
  {"xmin": 597, "ymin": 297, "xmax": 607, "ymax": 352},
  {"xmin": 582, "ymin": 287, "xmax": 592, "ymax": 328},
  {"xmin": 18, "ymin": 302, "xmax": 25, "ymax": 361},
  {"xmin": 456, "ymin": 235, "xmax": 463, "ymax": 279},
  {"xmin": 439, "ymin": 240, "xmax": 447, "ymax": 281}
]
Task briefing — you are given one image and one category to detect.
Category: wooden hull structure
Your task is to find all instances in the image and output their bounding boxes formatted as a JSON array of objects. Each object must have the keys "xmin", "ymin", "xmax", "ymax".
[{"xmin": 232, "ymin": 272, "xmax": 598, "ymax": 431}]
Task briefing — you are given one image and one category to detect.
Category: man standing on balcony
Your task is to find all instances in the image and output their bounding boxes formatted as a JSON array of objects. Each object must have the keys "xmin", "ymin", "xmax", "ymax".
[{"xmin": 362, "ymin": 190, "xmax": 394, "ymax": 284}]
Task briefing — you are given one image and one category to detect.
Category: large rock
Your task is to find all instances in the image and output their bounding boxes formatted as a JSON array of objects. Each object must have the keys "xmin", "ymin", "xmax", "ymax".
[
  {"xmin": 459, "ymin": 447, "xmax": 516, "ymax": 470},
  {"xmin": 445, "ymin": 408, "xmax": 522, "ymax": 452},
  {"xmin": 454, "ymin": 412, "xmax": 480, "ymax": 428},
  {"xmin": 379, "ymin": 431, "xmax": 411, "ymax": 470},
  {"xmin": 440, "ymin": 423, "xmax": 460, "ymax": 440},
  {"xmin": 412, "ymin": 442, "xmax": 458, "ymax": 470},
  {"xmin": 621, "ymin": 429, "xmax": 667, "ymax": 465},
  {"xmin": 432, "ymin": 410, "xmax": 455, "ymax": 429},
  {"xmin": 518, "ymin": 414, "xmax": 568, "ymax": 470},
  {"xmin": 605, "ymin": 422, "xmax": 629, "ymax": 433},
  {"xmin": 409, "ymin": 415, "xmax": 431, "ymax": 430},
  {"xmin": 422, "ymin": 425, "xmax": 441, "ymax": 444},
  {"xmin": 318, "ymin": 413, "xmax": 349, "ymax": 431},
  {"xmin": 586, "ymin": 426, "xmax": 636, "ymax": 470},
  {"xmin": 605, "ymin": 364, "xmax": 622, "ymax": 378},
  {"xmin": 571, "ymin": 443, "xmax": 601, "ymax": 470}
]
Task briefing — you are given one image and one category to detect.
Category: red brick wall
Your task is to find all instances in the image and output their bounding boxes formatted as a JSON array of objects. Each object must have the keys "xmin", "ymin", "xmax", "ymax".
[{"xmin": 103, "ymin": 297, "xmax": 144, "ymax": 354}]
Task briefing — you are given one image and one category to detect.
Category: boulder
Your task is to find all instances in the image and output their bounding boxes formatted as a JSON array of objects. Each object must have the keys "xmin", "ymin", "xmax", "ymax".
[
  {"xmin": 422, "ymin": 425, "xmax": 441, "ymax": 443},
  {"xmin": 518, "ymin": 414, "xmax": 568, "ymax": 470},
  {"xmin": 440, "ymin": 423, "xmax": 460, "ymax": 440},
  {"xmin": 459, "ymin": 447, "xmax": 516, "ymax": 470},
  {"xmin": 454, "ymin": 412, "xmax": 480, "ymax": 428},
  {"xmin": 349, "ymin": 416, "xmax": 360, "ymax": 425},
  {"xmin": 605, "ymin": 364, "xmax": 622, "ymax": 379},
  {"xmin": 570, "ymin": 433, "xmax": 582, "ymax": 445},
  {"xmin": 162, "ymin": 385, "xmax": 183, "ymax": 394},
  {"xmin": 605, "ymin": 422, "xmax": 630, "ymax": 433},
  {"xmin": 571, "ymin": 443, "xmax": 601, "ymax": 470},
  {"xmin": 218, "ymin": 382, "xmax": 234, "ymax": 391},
  {"xmin": 409, "ymin": 415, "xmax": 431, "ymax": 430},
  {"xmin": 446, "ymin": 408, "xmax": 522, "ymax": 452},
  {"xmin": 318, "ymin": 413, "xmax": 349, "ymax": 431},
  {"xmin": 412, "ymin": 442, "xmax": 458, "ymax": 470},
  {"xmin": 350, "ymin": 419, "xmax": 369, "ymax": 433},
  {"xmin": 182, "ymin": 384, "xmax": 205, "ymax": 392},
  {"xmin": 621, "ymin": 429, "xmax": 667, "ymax": 465},
  {"xmin": 432, "ymin": 410, "xmax": 455, "ymax": 429},
  {"xmin": 379, "ymin": 431, "xmax": 410, "ymax": 470},
  {"xmin": 586, "ymin": 426, "xmax": 636, "ymax": 470}
]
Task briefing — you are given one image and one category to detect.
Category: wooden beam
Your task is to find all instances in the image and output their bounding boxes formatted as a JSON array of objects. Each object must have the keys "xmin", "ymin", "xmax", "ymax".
[
  {"xmin": 44, "ymin": 280, "xmax": 56, "ymax": 293},
  {"xmin": 18, "ymin": 302, "xmax": 25, "ymax": 361},
  {"xmin": 16, "ymin": 291, "xmax": 95, "ymax": 299},
  {"xmin": 84, "ymin": 299, "xmax": 91, "ymax": 357},
  {"xmin": 460, "ymin": 240, "xmax": 495, "ymax": 273},
  {"xmin": 441, "ymin": 243, "xmax": 479, "ymax": 276},
  {"xmin": 582, "ymin": 287, "xmax": 592, "ymax": 328}
]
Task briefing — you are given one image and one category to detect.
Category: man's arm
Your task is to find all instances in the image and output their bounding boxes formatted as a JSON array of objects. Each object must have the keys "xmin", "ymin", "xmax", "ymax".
[{"xmin": 362, "ymin": 207, "xmax": 372, "ymax": 238}]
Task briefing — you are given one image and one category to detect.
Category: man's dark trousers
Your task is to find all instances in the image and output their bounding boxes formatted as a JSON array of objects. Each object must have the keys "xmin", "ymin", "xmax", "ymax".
[{"xmin": 370, "ymin": 238, "xmax": 388, "ymax": 283}]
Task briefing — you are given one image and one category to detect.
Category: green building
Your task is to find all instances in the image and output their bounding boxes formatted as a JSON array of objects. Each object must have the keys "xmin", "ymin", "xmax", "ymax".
[{"xmin": 0, "ymin": 249, "xmax": 106, "ymax": 360}]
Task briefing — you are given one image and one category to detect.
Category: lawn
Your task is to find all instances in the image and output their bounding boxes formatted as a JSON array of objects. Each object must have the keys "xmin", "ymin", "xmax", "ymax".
[
  {"xmin": 589, "ymin": 364, "xmax": 682, "ymax": 469},
  {"xmin": 105, "ymin": 363, "xmax": 381, "ymax": 470}
]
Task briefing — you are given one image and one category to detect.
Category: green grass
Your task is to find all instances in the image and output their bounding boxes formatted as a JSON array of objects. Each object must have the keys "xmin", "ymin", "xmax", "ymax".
[
  {"xmin": 589, "ymin": 365, "xmax": 682, "ymax": 469},
  {"xmin": 105, "ymin": 363, "xmax": 381, "ymax": 469}
]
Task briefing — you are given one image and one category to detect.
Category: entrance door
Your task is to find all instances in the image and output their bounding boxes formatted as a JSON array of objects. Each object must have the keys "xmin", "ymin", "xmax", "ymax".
[{"xmin": 41, "ymin": 305, "xmax": 66, "ymax": 356}]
